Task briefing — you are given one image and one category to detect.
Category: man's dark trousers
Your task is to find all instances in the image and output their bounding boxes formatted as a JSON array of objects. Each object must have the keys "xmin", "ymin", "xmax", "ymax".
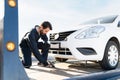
[{"xmin": 21, "ymin": 41, "xmax": 50, "ymax": 67}]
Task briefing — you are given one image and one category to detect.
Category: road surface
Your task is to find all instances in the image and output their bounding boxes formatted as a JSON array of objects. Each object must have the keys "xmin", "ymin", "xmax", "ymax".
[{"xmin": 24, "ymin": 54, "xmax": 120, "ymax": 80}]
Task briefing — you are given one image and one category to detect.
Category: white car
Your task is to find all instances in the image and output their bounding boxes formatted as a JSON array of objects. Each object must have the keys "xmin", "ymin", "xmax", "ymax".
[{"xmin": 49, "ymin": 15, "xmax": 120, "ymax": 70}]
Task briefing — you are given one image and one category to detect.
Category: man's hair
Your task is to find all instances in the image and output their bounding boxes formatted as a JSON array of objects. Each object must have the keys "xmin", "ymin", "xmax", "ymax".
[{"xmin": 41, "ymin": 21, "xmax": 52, "ymax": 30}]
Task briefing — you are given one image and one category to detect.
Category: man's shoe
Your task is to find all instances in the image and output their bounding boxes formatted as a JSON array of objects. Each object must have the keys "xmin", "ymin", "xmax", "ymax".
[
  {"xmin": 22, "ymin": 60, "xmax": 30, "ymax": 68},
  {"xmin": 24, "ymin": 65, "xmax": 30, "ymax": 69},
  {"xmin": 37, "ymin": 62, "xmax": 44, "ymax": 67},
  {"xmin": 37, "ymin": 62, "xmax": 41, "ymax": 65}
]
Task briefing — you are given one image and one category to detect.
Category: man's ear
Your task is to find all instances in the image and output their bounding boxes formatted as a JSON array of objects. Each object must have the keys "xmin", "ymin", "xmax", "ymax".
[{"xmin": 39, "ymin": 26, "xmax": 43, "ymax": 30}]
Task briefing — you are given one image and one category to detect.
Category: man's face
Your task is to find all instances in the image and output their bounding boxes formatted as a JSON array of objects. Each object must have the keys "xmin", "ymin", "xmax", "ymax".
[{"xmin": 40, "ymin": 27, "xmax": 50, "ymax": 35}]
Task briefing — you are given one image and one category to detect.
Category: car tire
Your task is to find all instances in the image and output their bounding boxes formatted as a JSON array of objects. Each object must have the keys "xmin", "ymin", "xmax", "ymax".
[
  {"xmin": 99, "ymin": 41, "xmax": 119, "ymax": 70},
  {"xmin": 55, "ymin": 58, "xmax": 68, "ymax": 62}
]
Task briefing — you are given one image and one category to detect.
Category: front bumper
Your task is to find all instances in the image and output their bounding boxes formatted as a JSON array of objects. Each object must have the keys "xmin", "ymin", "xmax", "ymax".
[
  {"xmin": 50, "ymin": 36, "xmax": 107, "ymax": 61},
  {"xmin": 67, "ymin": 36, "xmax": 107, "ymax": 60},
  {"xmin": 49, "ymin": 41, "xmax": 75, "ymax": 59}
]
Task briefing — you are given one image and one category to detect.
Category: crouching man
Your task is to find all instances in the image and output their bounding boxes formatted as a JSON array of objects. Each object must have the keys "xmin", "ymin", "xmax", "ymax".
[{"xmin": 20, "ymin": 21, "xmax": 54, "ymax": 68}]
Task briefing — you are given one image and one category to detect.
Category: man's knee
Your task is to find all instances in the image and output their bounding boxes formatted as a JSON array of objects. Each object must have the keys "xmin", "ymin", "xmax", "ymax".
[
  {"xmin": 38, "ymin": 42, "xmax": 50, "ymax": 50},
  {"xmin": 44, "ymin": 43, "xmax": 50, "ymax": 49},
  {"xmin": 45, "ymin": 43, "xmax": 50, "ymax": 48}
]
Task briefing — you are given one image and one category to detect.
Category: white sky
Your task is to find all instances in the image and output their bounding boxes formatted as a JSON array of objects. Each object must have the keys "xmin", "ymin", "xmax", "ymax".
[
  {"xmin": 0, "ymin": 0, "xmax": 4, "ymax": 21},
  {"xmin": 0, "ymin": 0, "xmax": 120, "ymax": 42},
  {"xmin": 17, "ymin": 0, "xmax": 120, "ymax": 42}
]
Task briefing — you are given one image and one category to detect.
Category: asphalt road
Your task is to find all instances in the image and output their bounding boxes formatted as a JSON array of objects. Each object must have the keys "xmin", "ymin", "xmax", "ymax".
[{"xmin": 25, "ymin": 54, "xmax": 120, "ymax": 80}]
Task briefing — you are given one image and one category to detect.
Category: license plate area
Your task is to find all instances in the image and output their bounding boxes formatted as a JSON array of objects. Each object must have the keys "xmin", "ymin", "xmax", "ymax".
[{"xmin": 50, "ymin": 43, "xmax": 60, "ymax": 48}]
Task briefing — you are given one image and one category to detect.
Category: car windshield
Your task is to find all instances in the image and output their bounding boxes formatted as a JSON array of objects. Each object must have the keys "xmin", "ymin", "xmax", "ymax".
[{"xmin": 82, "ymin": 15, "xmax": 118, "ymax": 25}]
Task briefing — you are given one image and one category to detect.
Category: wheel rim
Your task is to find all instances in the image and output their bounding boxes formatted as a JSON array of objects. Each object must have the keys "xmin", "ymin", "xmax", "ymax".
[{"xmin": 108, "ymin": 45, "xmax": 119, "ymax": 67}]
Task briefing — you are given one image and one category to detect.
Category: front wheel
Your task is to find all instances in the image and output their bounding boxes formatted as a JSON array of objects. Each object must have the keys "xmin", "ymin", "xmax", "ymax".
[
  {"xmin": 99, "ymin": 41, "xmax": 119, "ymax": 70},
  {"xmin": 55, "ymin": 58, "xmax": 68, "ymax": 62}
]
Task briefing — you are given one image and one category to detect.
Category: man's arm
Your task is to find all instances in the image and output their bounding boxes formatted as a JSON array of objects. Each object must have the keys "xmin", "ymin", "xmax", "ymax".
[
  {"xmin": 28, "ymin": 29, "xmax": 48, "ymax": 65},
  {"xmin": 28, "ymin": 29, "xmax": 40, "ymax": 55},
  {"xmin": 41, "ymin": 34, "xmax": 48, "ymax": 43}
]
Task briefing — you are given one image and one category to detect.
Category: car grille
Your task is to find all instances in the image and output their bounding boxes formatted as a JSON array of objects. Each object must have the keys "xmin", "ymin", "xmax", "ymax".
[
  {"xmin": 50, "ymin": 30, "xmax": 76, "ymax": 41},
  {"xmin": 49, "ymin": 48, "xmax": 72, "ymax": 55}
]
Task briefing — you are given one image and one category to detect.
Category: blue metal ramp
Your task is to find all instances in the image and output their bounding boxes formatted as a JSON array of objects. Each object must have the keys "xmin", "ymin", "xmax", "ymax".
[{"xmin": 0, "ymin": 0, "xmax": 29, "ymax": 80}]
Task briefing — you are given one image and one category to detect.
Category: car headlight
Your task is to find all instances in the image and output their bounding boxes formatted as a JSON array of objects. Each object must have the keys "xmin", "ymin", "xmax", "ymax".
[
  {"xmin": 53, "ymin": 33, "xmax": 59, "ymax": 40},
  {"xmin": 54, "ymin": 33, "xmax": 59, "ymax": 39},
  {"xmin": 75, "ymin": 26, "xmax": 105, "ymax": 39}
]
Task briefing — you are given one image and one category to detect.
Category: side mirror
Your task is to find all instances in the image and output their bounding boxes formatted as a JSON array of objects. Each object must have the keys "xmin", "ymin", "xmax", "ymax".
[{"xmin": 117, "ymin": 21, "xmax": 120, "ymax": 27}]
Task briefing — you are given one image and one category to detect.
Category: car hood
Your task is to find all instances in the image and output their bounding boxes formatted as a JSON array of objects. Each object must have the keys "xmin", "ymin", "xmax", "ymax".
[
  {"xmin": 76, "ymin": 23, "xmax": 113, "ymax": 31},
  {"xmin": 51, "ymin": 23, "xmax": 112, "ymax": 34}
]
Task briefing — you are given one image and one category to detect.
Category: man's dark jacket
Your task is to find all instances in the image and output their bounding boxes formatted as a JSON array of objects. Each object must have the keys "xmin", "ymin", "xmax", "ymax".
[{"xmin": 20, "ymin": 27, "xmax": 48, "ymax": 55}]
